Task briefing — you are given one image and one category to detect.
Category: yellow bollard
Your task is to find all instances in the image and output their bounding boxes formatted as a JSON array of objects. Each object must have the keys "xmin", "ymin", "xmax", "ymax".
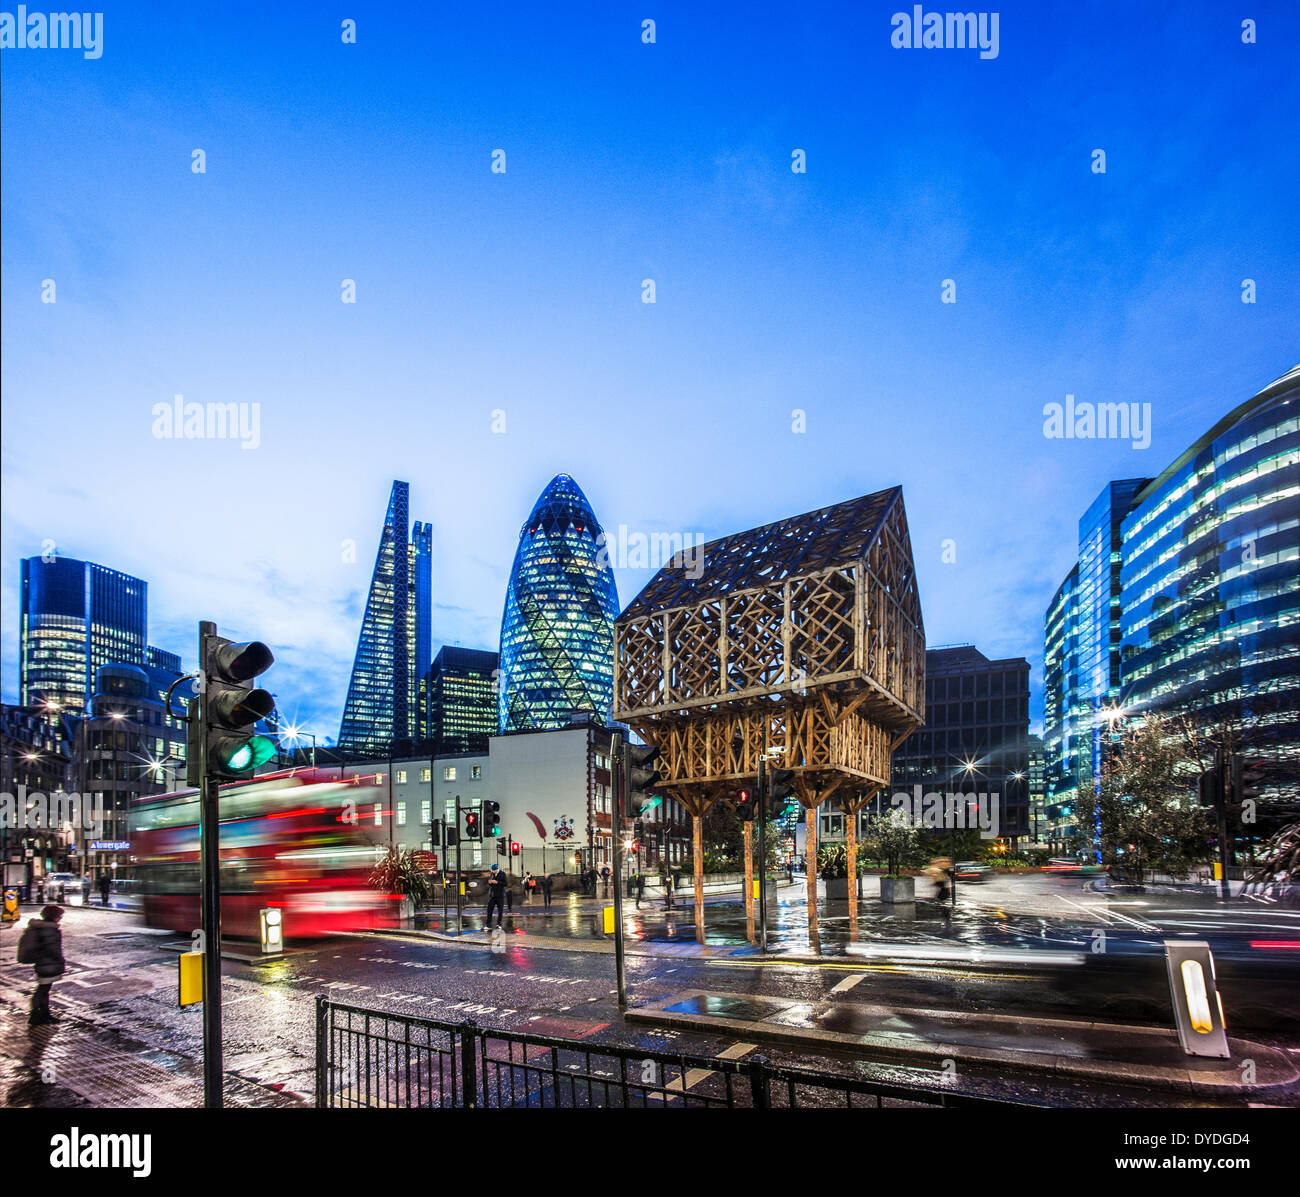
[
  {"xmin": 179, "ymin": 951, "xmax": 203, "ymax": 1007},
  {"xmin": 603, "ymin": 905, "xmax": 615, "ymax": 934}
]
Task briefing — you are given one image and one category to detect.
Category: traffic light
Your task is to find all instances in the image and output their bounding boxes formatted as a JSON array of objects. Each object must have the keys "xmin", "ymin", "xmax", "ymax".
[
  {"xmin": 510, "ymin": 840, "xmax": 521, "ymax": 857},
  {"xmin": 188, "ymin": 633, "xmax": 276, "ymax": 784},
  {"xmin": 430, "ymin": 822, "xmax": 442, "ymax": 847},
  {"xmin": 464, "ymin": 809, "xmax": 481, "ymax": 839},
  {"xmin": 497, "ymin": 837, "xmax": 507, "ymax": 856},
  {"xmin": 768, "ymin": 768, "xmax": 796, "ymax": 818},
  {"xmin": 625, "ymin": 743, "xmax": 661, "ymax": 818},
  {"xmin": 1232, "ymin": 755, "xmax": 1266, "ymax": 807},
  {"xmin": 485, "ymin": 800, "xmax": 501, "ymax": 837},
  {"xmin": 445, "ymin": 825, "xmax": 458, "ymax": 847},
  {"xmin": 633, "ymin": 820, "xmax": 645, "ymax": 840},
  {"xmin": 735, "ymin": 788, "xmax": 755, "ymax": 821}
]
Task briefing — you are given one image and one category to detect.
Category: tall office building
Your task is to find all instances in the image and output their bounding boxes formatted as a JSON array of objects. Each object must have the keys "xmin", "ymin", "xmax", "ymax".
[
  {"xmin": 1042, "ymin": 479, "xmax": 1149, "ymax": 841},
  {"xmin": 337, "ymin": 481, "xmax": 433, "ymax": 755},
  {"xmin": 498, "ymin": 474, "xmax": 619, "ymax": 732},
  {"xmin": 1120, "ymin": 364, "xmax": 1299, "ymax": 824},
  {"xmin": 891, "ymin": 645, "xmax": 1031, "ymax": 844},
  {"xmin": 1044, "ymin": 362, "xmax": 1300, "ymax": 847},
  {"xmin": 426, "ymin": 646, "xmax": 499, "ymax": 755},
  {"xmin": 19, "ymin": 555, "xmax": 180, "ymax": 715}
]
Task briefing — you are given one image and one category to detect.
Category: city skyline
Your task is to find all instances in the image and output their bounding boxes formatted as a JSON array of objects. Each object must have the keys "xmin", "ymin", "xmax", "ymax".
[{"xmin": 3, "ymin": 3, "xmax": 1298, "ymax": 742}]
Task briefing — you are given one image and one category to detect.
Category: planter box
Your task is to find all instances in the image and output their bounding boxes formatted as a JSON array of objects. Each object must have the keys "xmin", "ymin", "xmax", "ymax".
[
  {"xmin": 879, "ymin": 876, "xmax": 915, "ymax": 904},
  {"xmin": 826, "ymin": 876, "xmax": 850, "ymax": 900}
]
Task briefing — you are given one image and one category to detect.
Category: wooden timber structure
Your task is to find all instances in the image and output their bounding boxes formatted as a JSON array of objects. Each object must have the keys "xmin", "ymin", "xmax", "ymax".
[{"xmin": 614, "ymin": 486, "xmax": 925, "ymax": 943}]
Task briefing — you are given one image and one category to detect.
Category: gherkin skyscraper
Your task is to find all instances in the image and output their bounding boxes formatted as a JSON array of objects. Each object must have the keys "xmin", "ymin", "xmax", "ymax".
[{"xmin": 498, "ymin": 474, "xmax": 619, "ymax": 732}]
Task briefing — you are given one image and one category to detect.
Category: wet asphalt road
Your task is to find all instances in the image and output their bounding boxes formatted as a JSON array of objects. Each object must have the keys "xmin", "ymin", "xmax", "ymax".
[{"xmin": 3, "ymin": 872, "xmax": 1297, "ymax": 1108}]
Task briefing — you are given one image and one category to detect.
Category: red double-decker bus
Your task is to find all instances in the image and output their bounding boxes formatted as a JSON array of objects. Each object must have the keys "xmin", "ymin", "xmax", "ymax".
[{"xmin": 129, "ymin": 766, "xmax": 400, "ymax": 940}]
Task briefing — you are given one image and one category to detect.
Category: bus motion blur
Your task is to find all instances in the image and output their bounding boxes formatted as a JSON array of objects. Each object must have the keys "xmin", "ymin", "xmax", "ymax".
[{"xmin": 129, "ymin": 766, "xmax": 402, "ymax": 940}]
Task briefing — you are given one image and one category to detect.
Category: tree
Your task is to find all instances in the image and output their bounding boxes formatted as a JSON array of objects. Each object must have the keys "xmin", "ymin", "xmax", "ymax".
[
  {"xmin": 1084, "ymin": 714, "xmax": 1214, "ymax": 887},
  {"xmin": 861, "ymin": 808, "xmax": 920, "ymax": 877}
]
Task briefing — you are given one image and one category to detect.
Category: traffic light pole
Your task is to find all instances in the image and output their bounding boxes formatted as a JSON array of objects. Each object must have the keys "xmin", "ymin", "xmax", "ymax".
[
  {"xmin": 455, "ymin": 797, "xmax": 464, "ymax": 933},
  {"xmin": 439, "ymin": 818, "xmax": 448, "ymax": 926},
  {"xmin": 757, "ymin": 757, "xmax": 768, "ymax": 953},
  {"xmin": 1214, "ymin": 746, "xmax": 1230, "ymax": 900},
  {"xmin": 197, "ymin": 621, "xmax": 224, "ymax": 1110},
  {"xmin": 611, "ymin": 734, "xmax": 628, "ymax": 1009}
]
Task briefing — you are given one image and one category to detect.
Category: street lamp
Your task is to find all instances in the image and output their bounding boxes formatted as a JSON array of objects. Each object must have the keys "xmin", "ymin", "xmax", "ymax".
[{"xmin": 280, "ymin": 723, "xmax": 318, "ymax": 766}]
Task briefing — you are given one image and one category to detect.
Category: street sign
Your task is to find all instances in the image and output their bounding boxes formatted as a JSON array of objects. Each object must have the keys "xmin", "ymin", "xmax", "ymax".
[{"xmin": 90, "ymin": 840, "xmax": 130, "ymax": 850}]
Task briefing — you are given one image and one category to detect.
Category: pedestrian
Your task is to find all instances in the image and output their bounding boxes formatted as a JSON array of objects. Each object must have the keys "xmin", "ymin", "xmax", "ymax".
[
  {"xmin": 80, "ymin": 872, "xmax": 92, "ymax": 906},
  {"xmin": 523, "ymin": 871, "xmax": 535, "ymax": 904},
  {"xmin": 635, "ymin": 871, "xmax": 645, "ymax": 909},
  {"xmin": 17, "ymin": 905, "xmax": 65, "ymax": 1025},
  {"xmin": 662, "ymin": 869, "xmax": 674, "ymax": 910},
  {"xmin": 542, "ymin": 874, "xmax": 553, "ymax": 907},
  {"xmin": 484, "ymin": 862, "xmax": 507, "ymax": 929},
  {"xmin": 601, "ymin": 865, "xmax": 611, "ymax": 897},
  {"xmin": 98, "ymin": 871, "xmax": 111, "ymax": 907}
]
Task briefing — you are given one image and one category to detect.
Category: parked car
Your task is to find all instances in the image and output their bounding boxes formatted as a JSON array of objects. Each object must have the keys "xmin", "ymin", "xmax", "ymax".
[
  {"xmin": 45, "ymin": 872, "xmax": 79, "ymax": 898},
  {"xmin": 953, "ymin": 862, "xmax": 990, "ymax": 882}
]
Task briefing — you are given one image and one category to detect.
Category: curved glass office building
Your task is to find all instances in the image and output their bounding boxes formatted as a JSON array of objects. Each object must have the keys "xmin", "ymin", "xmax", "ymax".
[
  {"xmin": 498, "ymin": 474, "xmax": 619, "ymax": 732},
  {"xmin": 1120, "ymin": 364, "xmax": 1299, "ymax": 766}
]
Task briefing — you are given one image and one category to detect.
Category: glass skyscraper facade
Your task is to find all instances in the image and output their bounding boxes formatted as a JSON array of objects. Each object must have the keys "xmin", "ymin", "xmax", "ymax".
[
  {"xmin": 1120, "ymin": 364, "xmax": 1299, "ymax": 804},
  {"xmin": 498, "ymin": 474, "xmax": 619, "ymax": 732},
  {"xmin": 1042, "ymin": 564, "xmax": 1079, "ymax": 812},
  {"xmin": 337, "ymin": 481, "xmax": 433, "ymax": 755},
  {"xmin": 1044, "ymin": 362, "xmax": 1300, "ymax": 846},
  {"xmin": 1042, "ymin": 481, "xmax": 1148, "ymax": 847},
  {"xmin": 19, "ymin": 555, "xmax": 178, "ymax": 715},
  {"xmin": 427, "ymin": 646, "xmax": 499, "ymax": 755}
]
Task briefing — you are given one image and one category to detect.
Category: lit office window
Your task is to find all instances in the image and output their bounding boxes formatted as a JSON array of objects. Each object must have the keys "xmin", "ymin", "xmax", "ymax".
[
  {"xmin": 396, "ymin": 770, "xmax": 407, "ymax": 784},
  {"xmin": 397, "ymin": 802, "xmax": 407, "ymax": 826},
  {"xmin": 373, "ymin": 802, "xmax": 382, "ymax": 826},
  {"xmin": 421, "ymin": 768, "xmax": 431, "ymax": 782},
  {"xmin": 444, "ymin": 766, "xmax": 457, "ymax": 781},
  {"xmin": 471, "ymin": 765, "xmax": 482, "ymax": 779}
]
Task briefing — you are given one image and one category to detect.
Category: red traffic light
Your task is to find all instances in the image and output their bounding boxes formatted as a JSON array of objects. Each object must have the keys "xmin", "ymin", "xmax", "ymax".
[{"xmin": 510, "ymin": 841, "xmax": 520, "ymax": 856}]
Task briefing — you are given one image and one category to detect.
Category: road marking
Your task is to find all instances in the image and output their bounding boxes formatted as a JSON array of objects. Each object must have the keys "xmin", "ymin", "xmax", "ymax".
[
  {"xmin": 830, "ymin": 974, "xmax": 865, "ymax": 994},
  {"xmin": 716, "ymin": 1042, "xmax": 756, "ymax": 1060},
  {"xmin": 662, "ymin": 1043, "xmax": 756, "ymax": 1093}
]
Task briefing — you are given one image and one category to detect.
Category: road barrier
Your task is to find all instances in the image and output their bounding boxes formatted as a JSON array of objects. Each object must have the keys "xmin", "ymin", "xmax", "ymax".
[{"xmin": 314, "ymin": 996, "xmax": 1035, "ymax": 1109}]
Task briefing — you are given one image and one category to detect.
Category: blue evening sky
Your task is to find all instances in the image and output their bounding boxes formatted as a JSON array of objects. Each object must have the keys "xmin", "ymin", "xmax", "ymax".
[{"xmin": 2, "ymin": 1, "xmax": 1297, "ymax": 739}]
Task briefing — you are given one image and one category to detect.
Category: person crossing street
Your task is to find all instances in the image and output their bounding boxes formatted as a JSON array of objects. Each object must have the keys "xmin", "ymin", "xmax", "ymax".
[{"xmin": 484, "ymin": 863, "xmax": 508, "ymax": 929}]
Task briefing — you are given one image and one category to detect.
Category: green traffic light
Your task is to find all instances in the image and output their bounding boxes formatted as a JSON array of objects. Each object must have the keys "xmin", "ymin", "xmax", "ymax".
[{"xmin": 222, "ymin": 734, "xmax": 277, "ymax": 774}]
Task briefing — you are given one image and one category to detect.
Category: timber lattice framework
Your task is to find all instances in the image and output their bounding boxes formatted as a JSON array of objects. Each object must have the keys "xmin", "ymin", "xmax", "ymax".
[{"xmin": 614, "ymin": 485, "xmax": 926, "ymax": 816}]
